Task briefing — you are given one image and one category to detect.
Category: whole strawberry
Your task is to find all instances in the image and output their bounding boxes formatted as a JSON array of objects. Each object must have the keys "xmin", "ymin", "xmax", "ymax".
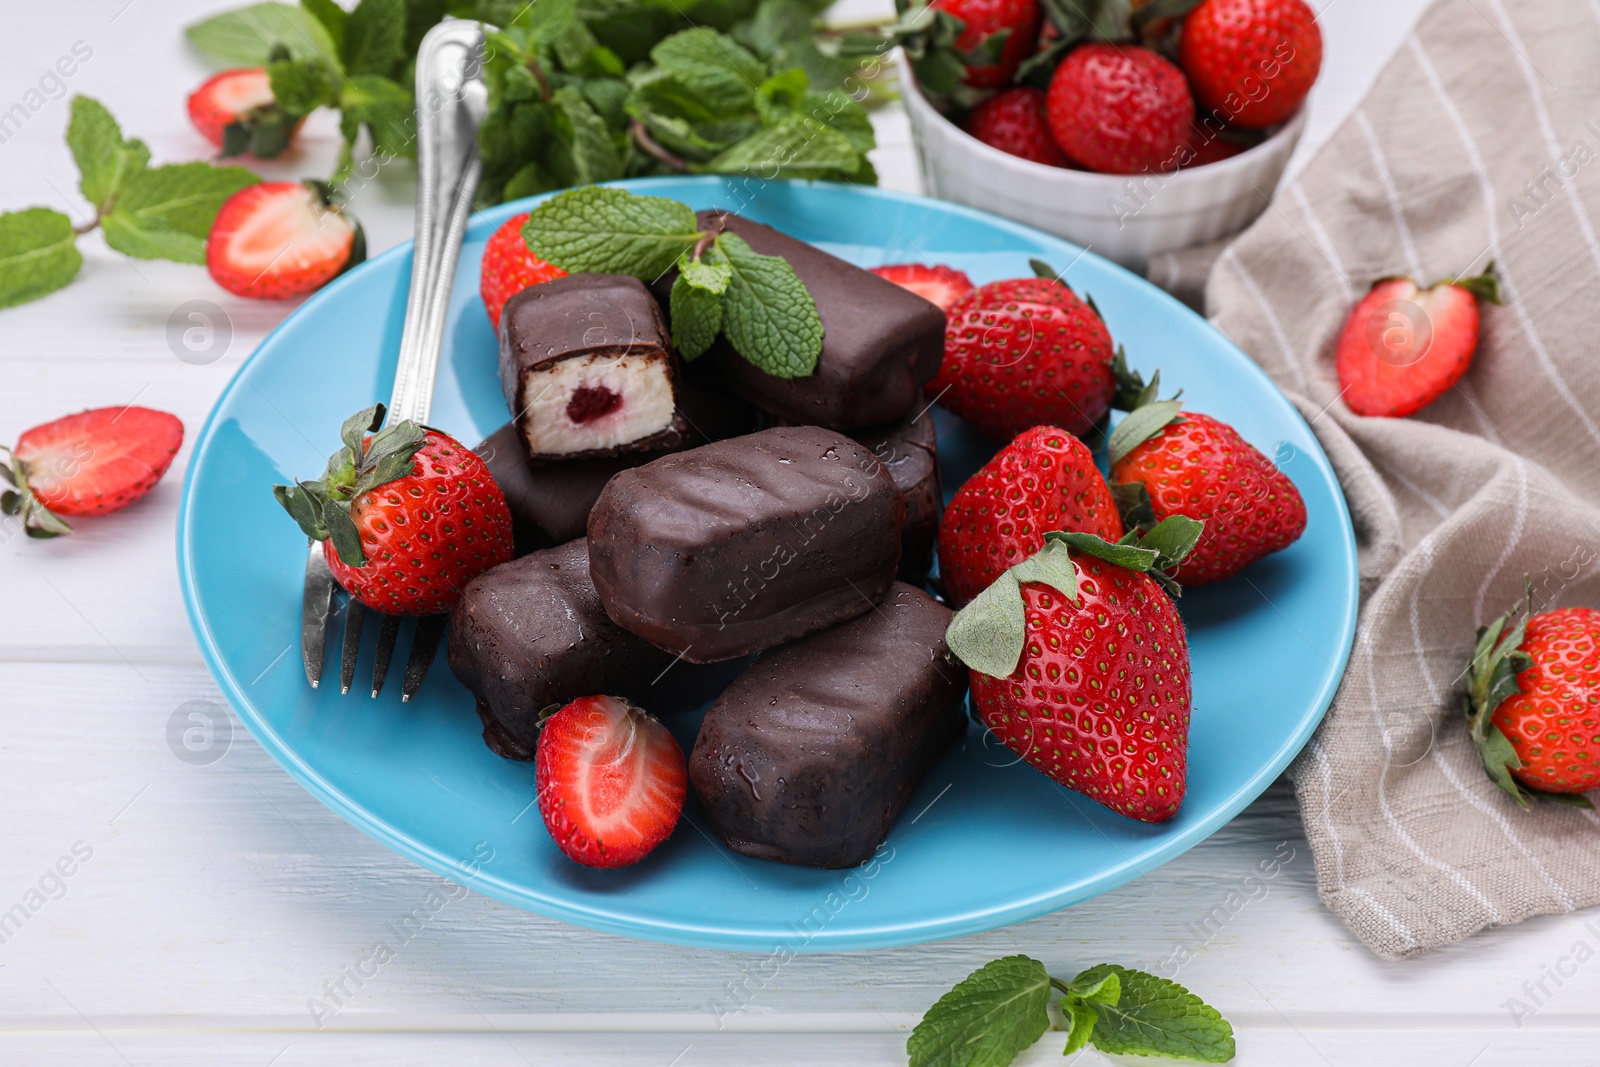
[
  {"xmin": 965, "ymin": 88, "xmax": 1075, "ymax": 168},
  {"xmin": 946, "ymin": 519, "xmax": 1203, "ymax": 822},
  {"xmin": 1179, "ymin": 0, "xmax": 1321, "ymax": 129},
  {"xmin": 480, "ymin": 211, "xmax": 567, "ymax": 332},
  {"xmin": 869, "ymin": 263, "xmax": 975, "ymax": 312},
  {"xmin": 1467, "ymin": 598, "xmax": 1600, "ymax": 806},
  {"xmin": 187, "ymin": 67, "xmax": 304, "ymax": 158},
  {"xmin": 1046, "ymin": 43, "xmax": 1193, "ymax": 175},
  {"xmin": 1335, "ymin": 264, "xmax": 1501, "ymax": 418},
  {"xmin": 536, "ymin": 694, "xmax": 687, "ymax": 868},
  {"xmin": 934, "ymin": 268, "xmax": 1116, "ymax": 440},
  {"xmin": 938, "ymin": 425, "xmax": 1123, "ymax": 607},
  {"xmin": 1, "ymin": 407, "xmax": 184, "ymax": 537},
  {"xmin": 208, "ymin": 181, "xmax": 365, "ymax": 300},
  {"xmin": 932, "ymin": 0, "xmax": 1041, "ymax": 88},
  {"xmin": 1182, "ymin": 129, "xmax": 1249, "ymax": 167},
  {"xmin": 274, "ymin": 404, "xmax": 513, "ymax": 615},
  {"xmin": 1107, "ymin": 366, "xmax": 1306, "ymax": 585}
]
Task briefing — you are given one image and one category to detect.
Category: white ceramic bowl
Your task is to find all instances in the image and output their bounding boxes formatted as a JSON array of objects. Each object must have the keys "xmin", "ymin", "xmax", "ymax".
[{"xmin": 896, "ymin": 52, "xmax": 1306, "ymax": 272}]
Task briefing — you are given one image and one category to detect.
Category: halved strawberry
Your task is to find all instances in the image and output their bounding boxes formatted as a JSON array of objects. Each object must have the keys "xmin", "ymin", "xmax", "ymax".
[
  {"xmin": 535, "ymin": 695, "xmax": 687, "ymax": 868},
  {"xmin": 206, "ymin": 181, "xmax": 365, "ymax": 300},
  {"xmin": 869, "ymin": 263, "xmax": 975, "ymax": 312},
  {"xmin": 480, "ymin": 212, "xmax": 568, "ymax": 332},
  {"xmin": 187, "ymin": 68, "xmax": 304, "ymax": 159},
  {"xmin": 1, "ymin": 407, "xmax": 184, "ymax": 537},
  {"xmin": 1335, "ymin": 263, "xmax": 1500, "ymax": 417}
]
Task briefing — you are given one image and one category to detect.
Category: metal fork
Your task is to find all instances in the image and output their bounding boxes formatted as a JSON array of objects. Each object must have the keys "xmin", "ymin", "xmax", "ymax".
[{"xmin": 301, "ymin": 20, "xmax": 490, "ymax": 701}]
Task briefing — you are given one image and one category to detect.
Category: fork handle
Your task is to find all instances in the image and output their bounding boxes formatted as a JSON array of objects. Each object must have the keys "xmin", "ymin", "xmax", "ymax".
[{"xmin": 389, "ymin": 20, "xmax": 487, "ymax": 426}]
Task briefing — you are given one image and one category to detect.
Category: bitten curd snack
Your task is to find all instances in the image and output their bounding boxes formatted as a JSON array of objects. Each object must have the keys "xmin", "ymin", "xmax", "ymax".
[{"xmin": 498, "ymin": 273, "xmax": 686, "ymax": 462}]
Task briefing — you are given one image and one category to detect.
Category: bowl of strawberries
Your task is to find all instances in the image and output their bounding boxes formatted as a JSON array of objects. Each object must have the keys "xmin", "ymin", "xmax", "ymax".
[{"xmin": 896, "ymin": 0, "xmax": 1319, "ymax": 270}]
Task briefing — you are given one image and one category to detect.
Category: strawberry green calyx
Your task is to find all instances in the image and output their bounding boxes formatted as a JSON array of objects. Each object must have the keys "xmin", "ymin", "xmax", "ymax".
[
  {"xmin": 272, "ymin": 403, "xmax": 426, "ymax": 569},
  {"xmin": 1446, "ymin": 260, "xmax": 1502, "ymax": 305},
  {"xmin": 1107, "ymin": 399, "xmax": 1184, "ymax": 465},
  {"xmin": 1463, "ymin": 585, "xmax": 1595, "ymax": 810},
  {"xmin": 945, "ymin": 515, "xmax": 1203, "ymax": 678},
  {"xmin": 0, "ymin": 446, "xmax": 74, "ymax": 539},
  {"xmin": 1110, "ymin": 347, "xmax": 1180, "ymax": 413},
  {"xmin": 1028, "ymin": 257, "xmax": 1103, "ymax": 317}
]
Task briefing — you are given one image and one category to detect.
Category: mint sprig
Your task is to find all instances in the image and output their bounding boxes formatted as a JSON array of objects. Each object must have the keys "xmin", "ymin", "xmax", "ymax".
[
  {"xmin": 909, "ymin": 957, "xmax": 1235, "ymax": 1067},
  {"xmin": 523, "ymin": 187, "xmax": 823, "ymax": 379},
  {"xmin": 186, "ymin": 1, "xmax": 881, "ymax": 198},
  {"xmin": 0, "ymin": 96, "xmax": 259, "ymax": 311}
]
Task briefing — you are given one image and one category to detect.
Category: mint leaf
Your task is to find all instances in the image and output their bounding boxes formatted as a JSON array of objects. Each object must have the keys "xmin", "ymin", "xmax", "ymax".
[
  {"xmin": 553, "ymin": 18, "xmax": 625, "ymax": 76},
  {"xmin": 650, "ymin": 28, "xmax": 766, "ymax": 114},
  {"xmin": 1060, "ymin": 997, "xmax": 1098, "ymax": 1055},
  {"xmin": 343, "ymin": 0, "xmax": 406, "ymax": 76},
  {"xmin": 944, "ymin": 571, "xmax": 1025, "ymax": 679},
  {"xmin": 0, "ymin": 209, "xmax": 81, "ymax": 310},
  {"xmin": 736, "ymin": 0, "xmax": 816, "ymax": 58},
  {"xmin": 679, "ymin": 243, "xmax": 732, "ymax": 294},
  {"xmin": 670, "ymin": 275, "xmax": 723, "ymax": 360},
  {"xmin": 302, "ymin": 0, "xmax": 349, "ymax": 52},
  {"xmin": 552, "ymin": 88, "xmax": 623, "ymax": 185},
  {"xmin": 334, "ymin": 74, "xmax": 414, "ymax": 180},
  {"xmin": 907, "ymin": 955, "xmax": 1052, "ymax": 1067},
  {"xmin": 707, "ymin": 115, "xmax": 859, "ymax": 178},
  {"xmin": 753, "ymin": 67, "xmax": 809, "ymax": 121},
  {"xmin": 718, "ymin": 230, "xmax": 821, "ymax": 378},
  {"xmin": 268, "ymin": 57, "xmax": 339, "ymax": 114},
  {"xmin": 67, "ymin": 96, "xmax": 150, "ymax": 212},
  {"xmin": 626, "ymin": 73, "xmax": 760, "ymax": 160},
  {"xmin": 1071, "ymin": 965, "xmax": 1235, "ymax": 1063},
  {"xmin": 509, "ymin": 0, "xmax": 578, "ymax": 50},
  {"xmin": 186, "ymin": 2, "xmax": 342, "ymax": 67},
  {"xmin": 101, "ymin": 163, "xmax": 260, "ymax": 263},
  {"xmin": 522, "ymin": 185, "xmax": 699, "ymax": 279}
]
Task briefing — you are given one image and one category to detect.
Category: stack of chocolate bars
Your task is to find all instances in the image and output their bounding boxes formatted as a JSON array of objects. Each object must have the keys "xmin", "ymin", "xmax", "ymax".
[{"xmin": 448, "ymin": 212, "xmax": 968, "ymax": 870}]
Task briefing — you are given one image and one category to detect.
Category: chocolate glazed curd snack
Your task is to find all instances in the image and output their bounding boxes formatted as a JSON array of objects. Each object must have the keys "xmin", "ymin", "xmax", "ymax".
[
  {"xmin": 689, "ymin": 583, "xmax": 969, "ymax": 868},
  {"xmin": 475, "ymin": 377, "xmax": 758, "ymax": 556},
  {"xmin": 857, "ymin": 403, "xmax": 942, "ymax": 581},
  {"xmin": 498, "ymin": 273, "xmax": 687, "ymax": 463},
  {"xmin": 446, "ymin": 539, "xmax": 740, "ymax": 758},
  {"xmin": 587, "ymin": 426, "xmax": 905, "ymax": 663}
]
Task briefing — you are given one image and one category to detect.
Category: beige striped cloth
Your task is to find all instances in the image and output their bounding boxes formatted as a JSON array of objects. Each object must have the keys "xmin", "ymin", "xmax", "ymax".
[{"xmin": 1146, "ymin": 0, "xmax": 1600, "ymax": 959}]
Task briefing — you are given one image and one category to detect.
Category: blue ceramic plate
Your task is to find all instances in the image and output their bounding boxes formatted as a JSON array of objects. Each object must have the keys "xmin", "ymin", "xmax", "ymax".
[{"xmin": 178, "ymin": 177, "xmax": 1357, "ymax": 951}]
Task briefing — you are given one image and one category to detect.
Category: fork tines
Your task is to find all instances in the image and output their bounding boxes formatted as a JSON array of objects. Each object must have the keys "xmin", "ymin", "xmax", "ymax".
[{"xmin": 301, "ymin": 541, "xmax": 444, "ymax": 701}]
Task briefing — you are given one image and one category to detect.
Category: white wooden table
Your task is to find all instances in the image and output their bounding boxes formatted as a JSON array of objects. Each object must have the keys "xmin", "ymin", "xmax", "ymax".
[{"xmin": 8, "ymin": 2, "xmax": 1599, "ymax": 1063}]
